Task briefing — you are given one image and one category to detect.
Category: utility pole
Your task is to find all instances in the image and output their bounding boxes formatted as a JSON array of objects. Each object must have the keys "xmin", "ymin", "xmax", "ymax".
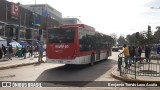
[
  {"xmin": 33, "ymin": 0, "xmax": 37, "ymax": 40},
  {"xmin": 147, "ymin": 25, "xmax": 151, "ymax": 38},
  {"xmin": 17, "ymin": 3, "xmax": 20, "ymax": 42},
  {"xmin": 147, "ymin": 25, "xmax": 152, "ymax": 45},
  {"xmin": 4, "ymin": 2, "xmax": 8, "ymax": 38}
]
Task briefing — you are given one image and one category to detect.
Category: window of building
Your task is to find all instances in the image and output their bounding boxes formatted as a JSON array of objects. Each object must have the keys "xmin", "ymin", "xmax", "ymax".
[
  {"xmin": 26, "ymin": 29, "xmax": 32, "ymax": 39},
  {"xmin": 34, "ymin": 29, "xmax": 39, "ymax": 39},
  {"xmin": 0, "ymin": 25, "xmax": 4, "ymax": 37},
  {"xmin": 20, "ymin": 27, "xmax": 26, "ymax": 39},
  {"xmin": 43, "ymin": 30, "xmax": 46, "ymax": 42},
  {"xmin": 5, "ymin": 27, "xmax": 12, "ymax": 37}
]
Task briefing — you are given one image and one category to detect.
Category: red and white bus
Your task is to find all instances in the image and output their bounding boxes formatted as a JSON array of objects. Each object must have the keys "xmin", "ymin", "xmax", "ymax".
[{"xmin": 46, "ymin": 24, "xmax": 113, "ymax": 65}]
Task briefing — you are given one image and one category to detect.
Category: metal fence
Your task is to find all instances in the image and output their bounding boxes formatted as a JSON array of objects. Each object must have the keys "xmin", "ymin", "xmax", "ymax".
[{"xmin": 118, "ymin": 54, "xmax": 160, "ymax": 79}]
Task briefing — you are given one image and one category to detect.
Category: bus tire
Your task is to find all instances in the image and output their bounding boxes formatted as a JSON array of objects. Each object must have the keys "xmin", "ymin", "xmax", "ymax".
[
  {"xmin": 90, "ymin": 54, "xmax": 95, "ymax": 66},
  {"xmin": 106, "ymin": 51, "xmax": 109, "ymax": 60},
  {"xmin": 106, "ymin": 56, "xmax": 108, "ymax": 60}
]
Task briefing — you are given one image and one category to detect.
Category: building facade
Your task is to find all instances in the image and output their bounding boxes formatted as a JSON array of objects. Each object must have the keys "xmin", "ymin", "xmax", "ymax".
[
  {"xmin": 62, "ymin": 18, "xmax": 82, "ymax": 24},
  {"xmin": 21, "ymin": 4, "xmax": 62, "ymax": 23},
  {"xmin": 0, "ymin": 0, "xmax": 60, "ymax": 44}
]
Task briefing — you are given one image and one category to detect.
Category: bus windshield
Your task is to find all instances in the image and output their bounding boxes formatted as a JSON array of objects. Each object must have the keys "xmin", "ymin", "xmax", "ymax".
[{"xmin": 48, "ymin": 27, "xmax": 76, "ymax": 43}]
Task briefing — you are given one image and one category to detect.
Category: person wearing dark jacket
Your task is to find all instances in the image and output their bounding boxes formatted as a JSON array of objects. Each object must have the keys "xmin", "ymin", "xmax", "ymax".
[
  {"xmin": 2, "ymin": 44, "xmax": 7, "ymax": 58},
  {"xmin": 145, "ymin": 45, "xmax": 151, "ymax": 62},
  {"xmin": 0, "ymin": 47, "xmax": 3, "ymax": 59},
  {"xmin": 129, "ymin": 46, "xmax": 135, "ymax": 65},
  {"xmin": 22, "ymin": 46, "xmax": 27, "ymax": 59},
  {"xmin": 157, "ymin": 45, "xmax": 160, "ymax": 59},
  {"xmin": 8, "ymin": 45, "xmax": 13, "ymax": 60}
]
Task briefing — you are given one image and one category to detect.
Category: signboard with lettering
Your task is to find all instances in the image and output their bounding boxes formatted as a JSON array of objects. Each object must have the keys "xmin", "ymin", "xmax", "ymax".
[{"xmin": 11, "ymin": 3, "xmax": 19, "ymax": 20}]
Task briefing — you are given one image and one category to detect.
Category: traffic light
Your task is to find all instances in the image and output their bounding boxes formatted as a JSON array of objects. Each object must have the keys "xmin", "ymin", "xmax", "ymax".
[
  {"xmin": 148, "ymin": 25, "xmax": 151, "ymax": 32},
  {"xmin": 148, "ymin": 25, "xmax": 151, "ymax": 37},
  {"xmin": 136, "ymin": 32, "xmax": 139, "ymax": 39}
]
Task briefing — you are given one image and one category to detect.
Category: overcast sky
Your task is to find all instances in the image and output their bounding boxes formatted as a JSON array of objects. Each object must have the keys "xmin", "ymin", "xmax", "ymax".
[{"xmin": 7, "ymin": 0, "xmax": 160, "ymax": 36}]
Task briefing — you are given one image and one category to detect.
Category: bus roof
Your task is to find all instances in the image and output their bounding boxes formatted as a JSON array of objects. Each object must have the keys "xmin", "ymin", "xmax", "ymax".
[{"xmin": 59, "ymin": 24, "xmax": 95, "ymax": 31}]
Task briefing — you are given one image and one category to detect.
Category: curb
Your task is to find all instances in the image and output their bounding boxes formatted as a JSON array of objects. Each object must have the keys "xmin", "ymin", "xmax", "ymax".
[
  {"xmin": 0, "ymin": 62, "xmax": 39, "ymax": 70},
  {"xmin": 0, "ymin": 55, "xmax": 46, "ymax": 70},
  {"xmin": 34, "ymin": 55, "xmax": 46, "ymax": 58},
  {"xmin": 111, "ymin": 67, "xmax": 160, "ymax": 83}
]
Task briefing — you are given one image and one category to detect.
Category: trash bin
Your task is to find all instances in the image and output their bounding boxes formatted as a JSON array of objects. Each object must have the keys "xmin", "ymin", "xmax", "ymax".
[{"xmin": 118, "ymin": 57, "xmax": 122, "ymax": 70}]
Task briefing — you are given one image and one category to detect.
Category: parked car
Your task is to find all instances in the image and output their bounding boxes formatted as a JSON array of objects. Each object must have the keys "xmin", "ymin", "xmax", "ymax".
[
  {"xmin": 119, "ymin": 46, "xmax": 123, "ymax": 50},
  {"xmin": 112, "ymin": 47, "xmax": 119, "ymax": 52}
]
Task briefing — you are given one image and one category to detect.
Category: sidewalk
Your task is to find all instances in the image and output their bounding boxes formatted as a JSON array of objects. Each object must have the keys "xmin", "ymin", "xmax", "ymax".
[
  {"xmin": 0, "ymin": 53, "xmax": 46, "ymax": 70},
  {"xmin": 111, "ymin": 66, "xmax": 160, "ymax": 83},
  {"xmin": 111, "ymin": 53, "xmax": 160, "ymax": 83}
]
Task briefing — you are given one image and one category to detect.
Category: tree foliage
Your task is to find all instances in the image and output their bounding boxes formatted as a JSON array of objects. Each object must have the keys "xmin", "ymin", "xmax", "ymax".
[
  {"xmin": 153, "ymin": 26, "xmax": 160, "ymax": 43},
  {"xmin": 109, "ymin": 33, "xmax": 117, "ymax": 45},
  {"xmin": 125, "ymin": 26, "xmax": 160, "ymax": 46},
  {"xmin": 117, "ymin": 35, "xmax": 126, "ymax": 46}
]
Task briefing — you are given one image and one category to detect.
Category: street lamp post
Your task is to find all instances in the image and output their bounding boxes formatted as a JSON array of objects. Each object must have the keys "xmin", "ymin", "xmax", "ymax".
[{"xmin": 4, "ymin": 3, "xmax": 8, "ymax": 38}]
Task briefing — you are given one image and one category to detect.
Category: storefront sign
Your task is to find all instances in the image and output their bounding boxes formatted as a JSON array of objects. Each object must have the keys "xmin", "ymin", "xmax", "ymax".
[{"xmin": 11, "ymin": 3, "xmax": 19, "ymax": 20}]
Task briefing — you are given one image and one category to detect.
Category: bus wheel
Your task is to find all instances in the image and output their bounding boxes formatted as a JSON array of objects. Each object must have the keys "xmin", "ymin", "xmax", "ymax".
[
  {"xmin": 106, "ymin": 51, "xmax": 109, "ymax": 60},
  {"xmin": 106, "ymin": 56, "xmax": 108, "ymax": 60},
  {"xmin": 90, "ymin": 54, "xmax": 95, "ymax": 66}
]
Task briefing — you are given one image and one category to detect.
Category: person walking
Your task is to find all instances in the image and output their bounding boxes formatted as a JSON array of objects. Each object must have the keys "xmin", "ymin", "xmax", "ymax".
[
  {"xmin": 34, "ymin": 45, "xmax": 38, "ymax": 57},
  {"xmin": 120, "ymin": 44, "xmax": 130, "ymax": 68},
  {"xmin": 15, "ymin": 46, "xmax": 19, "ymax": 57},
  {"xmin": 0, "ymin": 47, "xmax": 3, "ymax": 59},
  {"xmin": 129, "ymin": 46, "xmax": 135, "ymax": 65},
  {"xmin": 29, "ymin": 46, "xmax": 33, "ymax": 57},
  {"xmin": 38, "ymin": 44, "xmax": 45, "ymax": 63},
  {"xmin": 138, "ymin": 46, "xmax": 142, "ymax": 63},
  {"xmin": 22, "ymin": 46, "xmax": 27, "ymax": 59},
  {"xmin": 156, "ymin": 45, "xmax": 160, "ymax": 62},
  {"xmin": 8, "ymin": 45, "xmax": 13, "ymax": 60},
  {"xmin": 2, "ymin": 44, "xmax": 7, "ymax": 58},
  {"xmin": 145, "ymin": 45, "xmax": 151, "ymax": 62}
]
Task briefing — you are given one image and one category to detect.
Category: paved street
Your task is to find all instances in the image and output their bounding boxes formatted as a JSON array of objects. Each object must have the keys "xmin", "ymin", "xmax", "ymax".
[
  {"xmin": 0, "ymin": 57, "xmax": 117, "ymax": 81},
  {"xmin": 0, "ymin": 52, "xmax": 160, "ymax": 90}
]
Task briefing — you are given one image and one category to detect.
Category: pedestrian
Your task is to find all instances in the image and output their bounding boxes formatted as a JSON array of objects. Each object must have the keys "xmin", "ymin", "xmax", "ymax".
[
  {"xmin": 156, "ymin": 45, "xmax": 160, "ymax": 59},
  {"xmin": 145, "ymin": 45, "xmax": 151, "ymax": 62},
  {"xmin": 13, "ymin": 46, "xmax": 18, "ymax": 56},
  {"xmin": 129, "ymin": 46, "xmax": 135, "ymax": 65},
  {"xmin": 120, "ymin": 44, "xmax": 130, "ymax": 68},
  {"xmin": 8, "ymin": 45, "xmax": 13, "ymax": 60},
  {"xmin": 134, "ymin": 46, "xmax": 138, "ymax": 62},
  {"xmin": 2, "ymin": 44, "xmax": 7, "ymax": 58},
  {"xmin": 22, "ymin": 46, "xmax": 27, "ymax": 59},
  {"xmin": 138, "ymin": 46, "xmax": 142, "ymax": 57},
  {"xmin": 38, "ymin": 44, "xmax": 45, "ymax": 63},
  {"xmin": 21, "ymin": 46, "xmax": 24, "ymax": 56},
  {"xmin": 138, "ymin": 46, "xmax": 142, "ymax": 63},
  {"xmin": 15, "ymin": 46, "xmax": 19, "ymax": 57},
  {"xmin": 0, "ymin": 47, "xmax": 3, "ymax": 59},
  {"xmin": 33, "ymin": 45, "xmax": 38, "ymax": 57},
  {"xmin": 29, "ymin": 46, "xmax": 33, "ymax": 57}
]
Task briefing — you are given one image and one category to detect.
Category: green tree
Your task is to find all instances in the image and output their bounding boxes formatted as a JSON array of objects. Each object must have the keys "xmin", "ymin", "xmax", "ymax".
[
  {"xmin": 117, "ymin": 35, "xmax": 126, "ymax": 46},
  {"xmin": 126, "ymin": 34, "xmax": 135, "ymax": 46},
  {"xmin": 153, "ymin": 26, "xmax": 160, "ymax": 43},
  {"xmin": 110, "ymin": 33, "xmax": 117, "ymax": 46},
  {"xmin": 126, "ymin": 32, "xmax": 147, "ymax": 46}
]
